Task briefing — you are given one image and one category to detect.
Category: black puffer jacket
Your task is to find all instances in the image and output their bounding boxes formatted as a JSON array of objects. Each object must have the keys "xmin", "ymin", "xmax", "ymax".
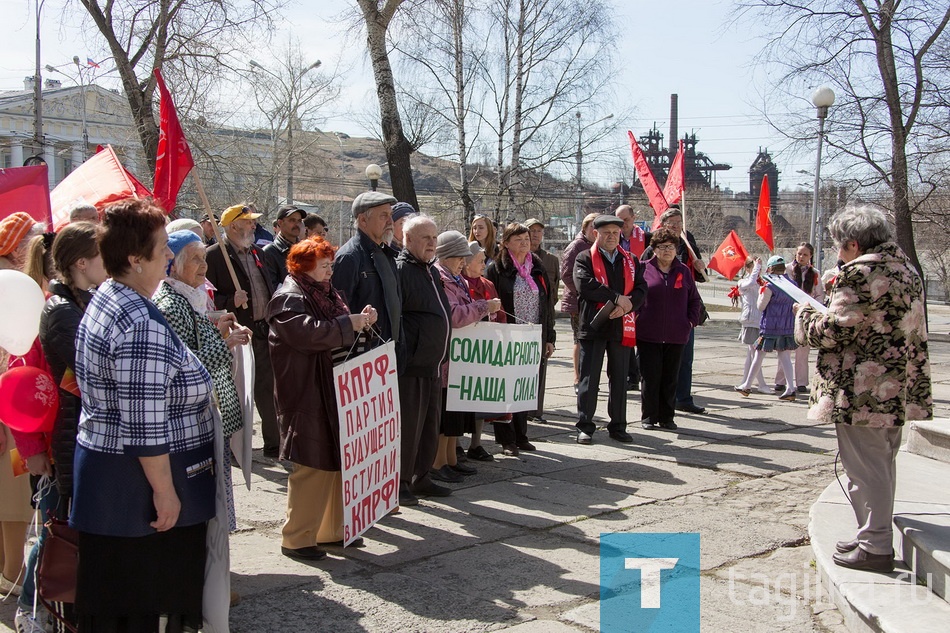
[{"xmin": 38, "ymin": 280, "xmax": 92, "ymax": 499}]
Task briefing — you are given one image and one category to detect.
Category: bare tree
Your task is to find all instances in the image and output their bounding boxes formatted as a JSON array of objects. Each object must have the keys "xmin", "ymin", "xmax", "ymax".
[
  {"xmin": 355, "ymin": 0, "xmax": 419, "ymax": 209},
  {"xmin": 74, "ymin": 0, "xmax": 285, "ymax": 173},
  {"xmin": 738, "ymin": 0, "xmax": 950, "ymax": 277}
]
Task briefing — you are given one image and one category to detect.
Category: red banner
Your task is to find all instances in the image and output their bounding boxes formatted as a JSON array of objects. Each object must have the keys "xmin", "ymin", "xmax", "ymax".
[
  {"xmin": 50, "ymin": 145, "xmax": 152, "ymax": 229},
  {"xmin": 707, "ymin": 230, "xmax": 749, "ymax": 281},
  {"xmin": 0, "ymin": 165, "xmax": 52, "ymax": 227},
  {"xmin": 755, "ymin": 174, "xmax": 774, "ymax": 251},
  {"xmin": 153, "ymin": 68, "xmax": 194, "ymax": 213},
  {"xmin": 663, "ymin": 139, "xmax": 685, "ymax": 205},
  {"xmin": 628, "ymin": 131, "xmax": 669, "ymax": 225}
]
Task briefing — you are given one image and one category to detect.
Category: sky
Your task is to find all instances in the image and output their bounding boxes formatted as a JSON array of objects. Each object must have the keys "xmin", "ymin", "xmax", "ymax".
[{"xmin": 0, "ymin": 0, "xmax": 822, "ymax": 193}]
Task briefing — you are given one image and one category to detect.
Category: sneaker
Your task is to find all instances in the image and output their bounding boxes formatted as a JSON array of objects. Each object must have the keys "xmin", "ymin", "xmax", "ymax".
[
  {"xmin": 641, "ymin": 420, "xmax": 657, "ymax": 430},
  {"xmin": 576, "ymin": 431, "xmax": 592, "ymax": 445},
  {"xmin": 15, "ymin": 608, "xmax": 47, "ymax": 633}
]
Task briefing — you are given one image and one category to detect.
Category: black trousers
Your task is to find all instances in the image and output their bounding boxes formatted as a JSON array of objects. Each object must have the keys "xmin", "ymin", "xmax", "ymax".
[
  {"xmin": 575, "ymin": 338, "xmax": 630, "ymax": 436},
  {"xmin": 398, "ymin": 375, "xmax": 441, "ymax": 488},
  {"xmin": 252, "ymin": 334, "xmax": 279, "ymax": 453},
  {"xmin": 493, "ymin": 411, "xmax": 529, "ymax": 445},
  {"xmin": 627, "ymin": 347, "xmax": 641, "ymax": 383},
  {"xmin": 638, "ymin": 341, "xmax": 685, "ymax": 425},
  {"xmin": 535, "ymin": 358, "xmax": 549, "ymax": 417}
]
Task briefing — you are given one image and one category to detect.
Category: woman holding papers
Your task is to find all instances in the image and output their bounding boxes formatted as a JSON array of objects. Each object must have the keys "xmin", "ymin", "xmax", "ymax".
[
  {"xmin": 267, "ymin": 237, "xmax": 377, "ymax": 560},
  {"xmin": 795, "ymin": 206, "xmax": 930, "ymax": 573},
  {"xmin": 735, "ymin": 255, "xmax": 798, "ymax": 400}
]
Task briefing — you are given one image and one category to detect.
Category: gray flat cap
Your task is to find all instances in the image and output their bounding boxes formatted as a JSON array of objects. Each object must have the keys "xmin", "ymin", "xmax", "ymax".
[{"xmin": 352, "ymin": 191, "xmax": 398, "ymax": 218}]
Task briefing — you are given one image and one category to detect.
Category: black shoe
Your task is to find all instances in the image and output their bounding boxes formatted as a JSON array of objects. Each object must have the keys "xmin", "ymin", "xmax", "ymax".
[
  {"xmin": 319, "ymin": 537, "xmax": 365, "ymax": 548},
  {"xmin": 263, "ymin": 447, "xmax": 279, "ymax": 459},
  {"xmin": 430, "ymin": 466, "xmax": 463, "ymax": 483},
  {"xmin": 626, "ymin": 380, "xmax": 640, "ymax": 392},
  {"xmin": 641, "ymin": 420, "xmax": 657, "ymax": 430},
  {"xmin": 832, "ymin": 547, "xmax": 894, "ymax": 573},
  {"xmin": 410, "ymin": 481, "xmax": 453, "ymax": 497},
  {"xmin": 658, "ymin": 420, "xmax": 678, "ymax": 430},
  {"xmin": 774, "ymin": 384, "xmax": 784, "ymax": 392},
  {"xmin": 576, "ymin": 431, "xmax": 592, "ymax": 445},
  {"xmin": 516, "ymin": 440, "xmax": 536, "ymax": 451},
  {"xmin": 455, "ymin": 446, "xmax": 469, "ymax": 462},
  {"xmin": 449, "ymin": 462, "xmax": 477, "ymax": 476},
  {"xmin": 797, "ymin": 385, "xmax": 809, "ymax": 394},
  {"xmin": 608, "ymin": 431, "xmax": 634, "ymax": 443},
  {"xmin": 467, "ymin": 446, "xmax": 494, "ymax": 462},
  {"xmin": 835, "ymin": 539, "xmax": 859, "ymax": 554},
  {"xmin": 501, "ymin": 443, "xmax": 520, "ymax": 456},
  {"xmin": 281, "ymin": 546, "xmax": 327, "ymax": 561},
  {"xmin": 675, "ymin": 403, "xmax": 706, "ymax": 415},
  {"xmin": 399, "ymin": 488, "xmax": 419, "ymax": 507},
  {"xmin": 531, "ymin": 416, "xmax": 549, "ymax": 424},
  {"xmin": 574, "ymin": 383, "xmax": 579, "ymax": 395}
]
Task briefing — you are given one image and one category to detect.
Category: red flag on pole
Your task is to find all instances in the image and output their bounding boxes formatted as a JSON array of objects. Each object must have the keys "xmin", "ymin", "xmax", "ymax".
[
  {"xmin": 152, "ymin": 68, "xmax": 194, "ymax": 213},
  {"xmin": 50, "ymin": 145, "xmax": 152, "ymax": 229},
  {"xmin": 0, "ymin": 165, "xmax": 52, "ymax": 227},
  {"xmin": 708, "ymin": 230, "xmax": 750, "ymax": 280},
  {"xmin": 663, "ymin": 139, "xmax": 685, "ymax": 205},
  {"xmin": 755, "ymin": 174, "xmax": 774, "ymax": 251},
  {"xmin": 627, "ymin": 131, "xmax": 669, "ymax": 226}
]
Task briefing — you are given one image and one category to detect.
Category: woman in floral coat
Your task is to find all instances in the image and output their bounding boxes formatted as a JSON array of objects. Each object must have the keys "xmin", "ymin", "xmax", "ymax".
[{"xmin": 795, "ymin": 206, "xmax": 931, "ymax": 574}]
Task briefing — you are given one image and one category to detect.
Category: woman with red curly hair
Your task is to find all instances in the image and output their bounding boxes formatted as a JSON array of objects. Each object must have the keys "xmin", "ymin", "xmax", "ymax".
[{"xmin": 266, "ymin": 237, "xmax": 378, "ymax": 560}]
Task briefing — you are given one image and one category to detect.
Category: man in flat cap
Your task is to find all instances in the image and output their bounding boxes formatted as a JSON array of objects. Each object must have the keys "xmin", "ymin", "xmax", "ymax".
[
  {"xmin": 263, "ymin": 205, "xmax": 307, "ymax": 288},
  {"xmin": 200, "ymin": 213, "xmax": 219, "ymax": 245},
  {"xmin": 331, "ymin": 191, "xmax": 402, "ymax": 346},
  {"xmin": 206, "ymin": 203, "xmax": 280, "ymax": 458},
  {"xmin": 525, "ymin": 218, "xmax": 559, "ymax": 424},
  {"xmin": 573, "ymin": 214, "xmax": 647, "ymax": 445}
]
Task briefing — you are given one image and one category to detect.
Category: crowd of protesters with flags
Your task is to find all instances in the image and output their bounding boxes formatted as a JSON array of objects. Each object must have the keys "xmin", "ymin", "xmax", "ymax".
[{"xmin": 0, "ymin": 69, "xmax": 931, "ymax": 633}]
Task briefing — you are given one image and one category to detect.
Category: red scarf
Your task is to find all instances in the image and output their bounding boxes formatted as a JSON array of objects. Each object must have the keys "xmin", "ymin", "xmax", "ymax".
[{"xmin": 590, "ymin": 245, "xmax": 636, "ymax": 347}]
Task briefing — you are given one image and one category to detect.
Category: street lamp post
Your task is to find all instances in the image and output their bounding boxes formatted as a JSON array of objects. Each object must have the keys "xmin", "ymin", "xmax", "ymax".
[
  {"xmin": 810, "ymin": 86, "xmax": 835, "ymax": 271},
  {"xmin": 365, "ymin": 163, "xmax": 382, "ymax": 191},
  {"xmin": 249, "ymin": 59, "xmax": 321, "ymax": 206},
  {"xmin": 46, "ymin": 57, "xmax": 90, "ymax": 161},
  {"xmin": 574, "ymin": 112, "xmax": 614, "ymax": 226}
]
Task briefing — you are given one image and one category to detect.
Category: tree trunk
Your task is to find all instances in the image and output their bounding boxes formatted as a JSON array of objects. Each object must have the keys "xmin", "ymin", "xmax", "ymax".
[
  {"xmin": 452, "ymin": 0, "xmax": 475, "ymax": 222},
  {"xmin": 359, "ymin": 0, "xmax": 419, "ymax": 210}
]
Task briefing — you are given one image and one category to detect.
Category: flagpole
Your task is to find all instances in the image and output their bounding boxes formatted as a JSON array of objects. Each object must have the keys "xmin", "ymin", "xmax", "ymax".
[
  {"xmin": 679, "ymin": 190, "xmax": 708, "ymax": 282},
  {"xmin": 192, "ymin": 171, "xmax": 248, "ymax": 309}
]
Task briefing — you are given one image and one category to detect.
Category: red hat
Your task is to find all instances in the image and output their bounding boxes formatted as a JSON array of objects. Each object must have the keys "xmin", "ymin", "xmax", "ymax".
[{"xmin": 0, "ymin": 213, "xmax": 37, "ymax": 257}]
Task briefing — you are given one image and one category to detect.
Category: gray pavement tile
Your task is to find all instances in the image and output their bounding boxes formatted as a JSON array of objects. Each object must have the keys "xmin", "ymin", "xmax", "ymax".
[
  {"xmin": 658, "ymin": 435, "xmax": 836, "ymax": 477},
  {"xmin": 452, "ymin": 474, "xmax": 653, "ymax": 529},
  {"xmin": 544, "ymin": 455, "xmax": 742, "ymax": 501}
]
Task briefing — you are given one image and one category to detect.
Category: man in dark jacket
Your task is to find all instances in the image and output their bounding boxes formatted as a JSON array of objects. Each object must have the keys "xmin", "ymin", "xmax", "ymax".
[
  {"xmin": 263, "ymin": 205, "xmax": 306, "ymax": 288},
  {"xmin": 525, "ymin": 218, "xmax": 559, "ymax": 424},
  {"xmin": 331, "ymin": 191, "xmax": 402, "ymax": 346},
  {"xmin": 396, "ymin": 215, "xmax": 452, "ymax": 504},
  {"xmin": 640, "ymin": 207, "xmax": 707, "ymax": 415},
  {"xmin": 206, "ymin": 203, "xmax": 280, "ymax": 458},
  {"xmin": 573, "ymin": 214, "xmax": 647, "ymax": 445}
]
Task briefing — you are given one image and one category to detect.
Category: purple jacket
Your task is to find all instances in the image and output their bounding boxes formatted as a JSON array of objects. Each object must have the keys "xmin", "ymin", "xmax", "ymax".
[
  {"xmin": 560, "ymin": 232, "xmax": 593, "ymax": 314},
  {"xmin": 437, "ymin": 263, "xmax": 491, "ymax": 386},
  {"xmin": 636, "ymin": 257, "xmax": 702, "ymax": 345}
]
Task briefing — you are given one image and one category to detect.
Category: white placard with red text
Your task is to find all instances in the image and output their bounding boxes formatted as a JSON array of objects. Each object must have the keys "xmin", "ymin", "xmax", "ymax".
[{"xmin": 334, "ymin": 341, "xmax": 401, "ymax": 546}]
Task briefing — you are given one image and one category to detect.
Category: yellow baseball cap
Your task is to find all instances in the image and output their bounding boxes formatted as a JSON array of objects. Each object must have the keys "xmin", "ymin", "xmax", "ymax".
[{"xmin": 220, "ymin": 204, "xmax": 262, "ymax": 226}]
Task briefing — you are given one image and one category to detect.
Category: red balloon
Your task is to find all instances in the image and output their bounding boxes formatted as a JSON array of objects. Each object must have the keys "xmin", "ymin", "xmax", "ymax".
[{"xmin": 0, "ymin": 366, "xmax": 59, "ymax": 434}]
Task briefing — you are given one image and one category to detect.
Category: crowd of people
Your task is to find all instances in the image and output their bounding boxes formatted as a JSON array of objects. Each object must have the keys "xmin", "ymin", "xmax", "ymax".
[{"xmin": 0, "ymin": 191, "xmax": 933, "ymax": 632}]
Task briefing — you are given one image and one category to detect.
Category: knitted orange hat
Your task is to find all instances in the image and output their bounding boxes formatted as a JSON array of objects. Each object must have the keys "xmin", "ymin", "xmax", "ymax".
[{"xmin": 0, "ymin": 212, "xmax": 36, "ymax": 257}]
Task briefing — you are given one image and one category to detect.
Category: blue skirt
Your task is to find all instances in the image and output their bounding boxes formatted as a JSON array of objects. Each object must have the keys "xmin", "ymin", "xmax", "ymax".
[{"xmin": 754, "ymin": 334, "xmax": 798, "ymax": 352}]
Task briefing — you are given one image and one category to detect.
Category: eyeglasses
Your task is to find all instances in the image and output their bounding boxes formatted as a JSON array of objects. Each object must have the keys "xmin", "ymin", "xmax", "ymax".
[{"xmin": 654, "ymin": 244, "xmax": 677, "ymax": 251}]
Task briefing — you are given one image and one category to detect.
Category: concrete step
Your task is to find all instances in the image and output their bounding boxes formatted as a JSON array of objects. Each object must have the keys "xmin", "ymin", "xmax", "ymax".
[
  {"xmin": 906, "ymin": 419, "xmax": 950, "ymax": 464},
  {"xmin": 809, "ymin": 450, "xmax": 950, "ymax": 632}
]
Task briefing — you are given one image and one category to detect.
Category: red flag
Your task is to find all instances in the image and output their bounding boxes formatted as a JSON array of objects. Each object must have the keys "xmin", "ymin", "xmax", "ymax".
[
  {"xmin": 628, "ymin": 131, "xmax": 669, "ymax": 226},
  {"xmin": 755, "ymin": 174, "xmax": 773, "ymax": 251},
  {"xmin": 152, "ymin": 68, "xmax": 194, "ymax": 213},
  {"xmin": 0, "ymin": 165, "xmax": 52, "ymax": 228},
  {"xmin": 663, "ymin": 139, "xmax": 685, "ymax": 205},
  {"xmin": 50, "ymin": 145, "xmax": 152, "ymax": 229},
  {"xmin": 707, "ymin": 230, "xmax": 750, "ymax": 280}
]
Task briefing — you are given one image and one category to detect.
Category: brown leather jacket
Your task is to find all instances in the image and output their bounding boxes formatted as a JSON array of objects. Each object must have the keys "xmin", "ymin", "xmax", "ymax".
[{"xmin": 266, "ymin": 276, "xmax": 355, "ymax": 470}]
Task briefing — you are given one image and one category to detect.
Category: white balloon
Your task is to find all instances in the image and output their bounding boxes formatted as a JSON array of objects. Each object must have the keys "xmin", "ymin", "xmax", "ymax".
[{"xmin": 0, "ymin": 270, "xmax": 46, "ymax": 356}]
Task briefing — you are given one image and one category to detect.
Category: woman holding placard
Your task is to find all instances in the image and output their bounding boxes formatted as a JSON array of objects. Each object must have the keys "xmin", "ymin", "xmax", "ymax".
[{"xmin": 267, "ymin": 237, "xmax": 377, "ymax": 560}]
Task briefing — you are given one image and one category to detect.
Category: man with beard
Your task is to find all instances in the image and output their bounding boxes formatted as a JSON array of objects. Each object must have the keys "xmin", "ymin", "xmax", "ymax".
[
  {"xmin": 332, "ymin": 191, "xmax": 402, "ymax": 346},
  {"xmin": 395, "ymin": 215, "xmax": 452, "ymax": 504},
  {"xmin": 206, "ymin": 203, "xmax": 280, "ymax": 458},
  {"xmin": 263, "ymin": 205, "xmax": 307, "ymax": 287}
]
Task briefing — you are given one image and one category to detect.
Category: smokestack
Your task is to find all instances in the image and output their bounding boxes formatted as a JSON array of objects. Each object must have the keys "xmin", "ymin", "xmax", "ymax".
[{"xmin": 669, "ymin": 94, "xmax": 678, "ymax": 157}]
